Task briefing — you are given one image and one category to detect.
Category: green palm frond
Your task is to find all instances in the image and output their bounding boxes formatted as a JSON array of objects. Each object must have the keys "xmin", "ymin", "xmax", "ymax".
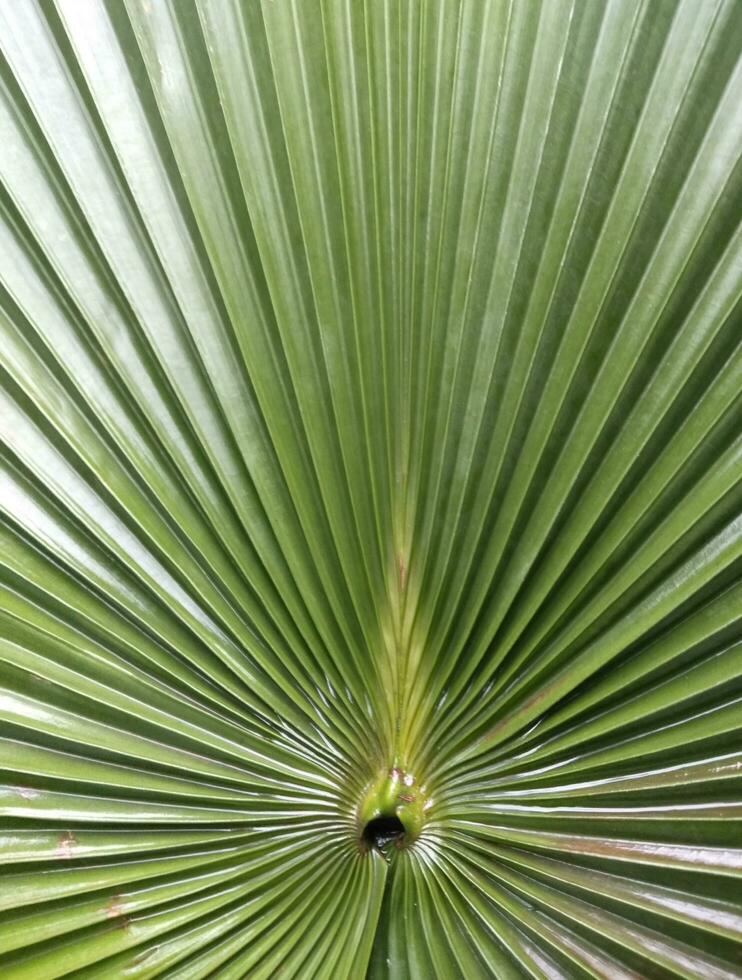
[{"xmin": 1, "ymin": 0, "xmax": 741, "ymax": 976}]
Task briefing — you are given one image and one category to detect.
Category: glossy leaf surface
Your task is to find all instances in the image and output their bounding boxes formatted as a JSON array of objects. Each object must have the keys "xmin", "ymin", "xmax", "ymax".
[{"xmin": 0, "ymin": 0, "xmax": 741, "ymax": 977}]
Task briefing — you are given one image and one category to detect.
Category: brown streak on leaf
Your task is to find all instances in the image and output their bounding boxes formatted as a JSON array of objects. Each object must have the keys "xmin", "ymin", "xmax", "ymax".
[
  {"xmin": 56, "ymin": 830, "xmax": 76, "ymax": 858},
  {"xmin": 105, "ymin": 894, "xmax": 128, "ymax": 925}
]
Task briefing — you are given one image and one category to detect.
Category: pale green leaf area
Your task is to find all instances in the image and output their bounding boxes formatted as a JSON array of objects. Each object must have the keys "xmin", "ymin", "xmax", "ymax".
[{"xmin": 0, "ymin": 0, "xmax": 741, "ymax": 976}]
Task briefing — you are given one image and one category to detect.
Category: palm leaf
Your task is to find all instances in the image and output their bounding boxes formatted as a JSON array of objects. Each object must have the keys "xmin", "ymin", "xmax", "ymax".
[{"xmin": 1, "ymin": 0, "xmax": 741, "ymax": 976}]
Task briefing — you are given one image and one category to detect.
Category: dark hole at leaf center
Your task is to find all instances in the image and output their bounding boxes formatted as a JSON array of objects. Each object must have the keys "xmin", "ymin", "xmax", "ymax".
[{"xmin": 362, "ymin": 815, "xmax": 405, "ymax": 850}]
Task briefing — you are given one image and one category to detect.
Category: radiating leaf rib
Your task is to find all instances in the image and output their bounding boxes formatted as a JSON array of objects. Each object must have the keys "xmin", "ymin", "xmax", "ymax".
[{"xmin": 1, "ymin": 0, "xmax": 740, "ymax": 976}]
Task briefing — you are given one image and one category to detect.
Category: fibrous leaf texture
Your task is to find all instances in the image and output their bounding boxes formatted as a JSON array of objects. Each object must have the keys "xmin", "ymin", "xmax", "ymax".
[{"xmin": 0, "ymin": 0, "xmax": 741, "ymax": 977}]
